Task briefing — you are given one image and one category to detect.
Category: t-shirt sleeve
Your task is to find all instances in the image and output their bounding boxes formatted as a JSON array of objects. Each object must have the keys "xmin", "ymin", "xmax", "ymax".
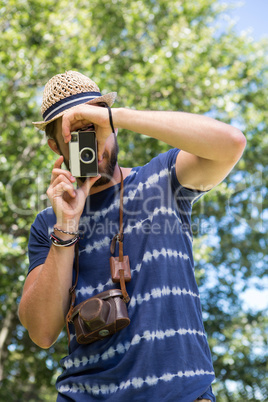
[
  {"xmin": 159, "ymin": 148, "xmax": 208, "ymax": 205},
  {"xmin": 27, "ymin": 211, "xmax": 53, "ymax": 274}
]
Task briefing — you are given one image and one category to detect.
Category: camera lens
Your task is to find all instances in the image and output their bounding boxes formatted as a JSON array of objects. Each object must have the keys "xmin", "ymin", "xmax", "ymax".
[{"xmin": 80, "ymin": 147, "xmax": 95, "ymax": 164}]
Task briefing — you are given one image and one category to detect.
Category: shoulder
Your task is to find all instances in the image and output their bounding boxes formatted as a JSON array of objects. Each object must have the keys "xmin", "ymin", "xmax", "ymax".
[
  {"xmin": 124, "ymin": 149, "xmax": 180, "ymax": 181},
  {"xmin": 30, "ymin": 207, "xmax": 56, "ymax": 234}
]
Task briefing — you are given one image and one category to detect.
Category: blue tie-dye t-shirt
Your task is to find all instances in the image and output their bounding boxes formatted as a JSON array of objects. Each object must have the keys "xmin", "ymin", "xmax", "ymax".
[{"xmin": 28, "ymin": 149, "xmax": 216, "ymax": 402}]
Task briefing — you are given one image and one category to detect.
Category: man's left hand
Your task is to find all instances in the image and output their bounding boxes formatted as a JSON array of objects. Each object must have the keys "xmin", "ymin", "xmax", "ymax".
[{"xmin": 61, "ymin": 104, "xmax": 114, "ymax": 161}]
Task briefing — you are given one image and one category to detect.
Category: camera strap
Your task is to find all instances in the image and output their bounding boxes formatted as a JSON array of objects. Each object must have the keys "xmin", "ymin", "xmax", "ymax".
[
  {"xmin": 66, "ymin": 241, "xmax": 80, "ymax": 344},
  {"xmin": 107, "ymin": 105, "xmax": 115, "ymax": 134},
  {"xmin": 66, "ymin": 167, "xmax": 131, "ymax": 345},
  {"xmin": 110, "ymin": 167, "xmax": 131, "ymax": 303}
]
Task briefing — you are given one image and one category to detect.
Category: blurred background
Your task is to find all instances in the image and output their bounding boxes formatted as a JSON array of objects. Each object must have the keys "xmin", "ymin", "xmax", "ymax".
[{"xmin": 0, "ymin": 0, "xmax": 267, "ymax": 400}]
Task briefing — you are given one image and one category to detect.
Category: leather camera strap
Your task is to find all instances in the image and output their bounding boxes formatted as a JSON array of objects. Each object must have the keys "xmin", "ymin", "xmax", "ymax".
[
  {"xmin": 110, "ymin": 167, "xmax": 130, "ymax": 302},
  {"xmin": 110, "ymin": 167, "xmax": 124, "ymax": 256},
  {"xmin": 66, "ymin": 167, "xmax": 128, "ymax": 344},
  {"xmin": 66, "ymin": 241, "xmax": 79, "ymax": 344}
]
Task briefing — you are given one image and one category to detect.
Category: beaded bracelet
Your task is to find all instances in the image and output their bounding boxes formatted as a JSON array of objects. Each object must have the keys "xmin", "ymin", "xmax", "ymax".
[
  {"xmin": 54, "ymin": 226, "xmax": 79, "ymax": 236},
  {"xmin": 50, "ymin": 232, "xmax": 79, "ymax": 247}
]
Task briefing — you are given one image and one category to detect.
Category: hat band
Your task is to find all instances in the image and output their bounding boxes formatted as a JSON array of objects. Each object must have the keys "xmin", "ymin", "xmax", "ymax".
[{"xmin": 43, "ymin": 91, "xmax": 102, "ymax": 122}]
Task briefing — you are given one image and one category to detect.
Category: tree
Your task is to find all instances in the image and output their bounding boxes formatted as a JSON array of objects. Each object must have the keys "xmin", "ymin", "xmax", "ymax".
[{"xmin": 0, "ymin": 0, "xmax": 267, "ymax": 400}]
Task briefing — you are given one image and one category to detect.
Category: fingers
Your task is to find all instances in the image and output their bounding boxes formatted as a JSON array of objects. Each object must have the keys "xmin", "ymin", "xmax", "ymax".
[
  {"xmin": 62, "ymin": 105, "xmax": 95, "ymax": 143},
  {"xmin": 49, "ymin": 156, "xmax": 100, "ymax": 201},
  {"xmin": 61, "ymin": 119, "xmax": 72, "ymax": 144},
  {"xmin": 51, "ymin": 168, "xmax": 75, "ymax": 185},
  {"xmin": 53, "ymin": 175, "xmax": 76, "ymax": 195},
  {"xmin": 61, "ymin": 104, "xmax": 111, "ymax": 144},
  {"xmin": 47, "ymin": 156, "xmax": 101, "ymax": 230},
  {"xmin": 47, "ymin": 174, "xmax": 76, "ymax": 201},
  {"xmin": 49, "ymin": 156, "xmax": 76, "ymax": 200},
  {"xmin": 51, "ymin": 156, "xmax": 75, "ymax": 184},
  {"xmin": 53, "ymin": 155, "xmax": 64, "ymax": 169}
]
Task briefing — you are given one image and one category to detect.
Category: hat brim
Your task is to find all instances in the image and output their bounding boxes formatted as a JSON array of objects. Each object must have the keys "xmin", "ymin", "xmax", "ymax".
[{"xmin": 32, "ymin": 92, "xmax": 117, "ymax": 131}]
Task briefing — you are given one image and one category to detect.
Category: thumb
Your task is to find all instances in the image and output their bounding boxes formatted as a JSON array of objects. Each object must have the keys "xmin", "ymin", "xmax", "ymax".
[{"xmin": 80, "ymin": 175, "xmax": 101, "ymax": 196}]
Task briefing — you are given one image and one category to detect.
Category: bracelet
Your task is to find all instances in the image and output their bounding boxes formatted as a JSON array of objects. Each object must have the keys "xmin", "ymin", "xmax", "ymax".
[
  {"xmin": 54, "ymin": 226, "xmax": 79, "ymax": 236},
  {"xmin": 50, "ymin": 232, "xmax": 79, "ymax": 247},
  {"xmin": 107, "ymin": 105, "xmax": 115, "ymax": 134}
]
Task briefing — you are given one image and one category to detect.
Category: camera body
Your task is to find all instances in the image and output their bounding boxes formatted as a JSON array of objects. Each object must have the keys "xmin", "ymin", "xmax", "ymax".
[
  {"xmin": 71, "ymin": 289, "xmax": 130, "ymax": 345},
  {"xmin": 69, "ymin": 128, "xmax": 98, "ymax": 177}
]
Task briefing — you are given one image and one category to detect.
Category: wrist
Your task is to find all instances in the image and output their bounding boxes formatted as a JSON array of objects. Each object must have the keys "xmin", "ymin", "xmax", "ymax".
[
  {"xmin": 53, "ymin": 226, "xmax": 79, "ymax": 241},
  {"xmin": 55, "ymin": 219, "xmax": 79, "ymax": 234},
  {"xmin": 112, "ymin": 107, "xmax": 125, "ymax": 130},
  {"xmin": 50, "ymin": 231, "xmax": 79, "ymax": 247}
]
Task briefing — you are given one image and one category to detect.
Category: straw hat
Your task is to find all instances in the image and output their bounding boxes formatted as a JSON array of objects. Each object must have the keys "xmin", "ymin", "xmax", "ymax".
[{"xmin": 32, "ymin": 70, "xmax": 117, "ymax": 130}]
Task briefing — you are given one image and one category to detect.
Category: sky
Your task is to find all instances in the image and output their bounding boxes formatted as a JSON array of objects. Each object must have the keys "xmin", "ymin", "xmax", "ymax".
[{"xmin": 222, "ymin": 0, "xmax": 268, "ymax": 40}]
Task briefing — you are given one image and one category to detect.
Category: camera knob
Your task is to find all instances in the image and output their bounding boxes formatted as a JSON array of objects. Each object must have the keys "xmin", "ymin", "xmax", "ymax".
[{"xmin": 98, "ymin": 329, "xmax": 110, "ymax": 337}]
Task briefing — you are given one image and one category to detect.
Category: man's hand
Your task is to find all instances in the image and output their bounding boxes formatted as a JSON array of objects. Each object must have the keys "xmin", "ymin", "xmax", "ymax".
[
  {"xmin": 47, "ymin": 156, "xmax": 100, "ymax": 232},
  {"xmin": 61, "ymin": 104, "xmax": 114, "ymax": 162}
]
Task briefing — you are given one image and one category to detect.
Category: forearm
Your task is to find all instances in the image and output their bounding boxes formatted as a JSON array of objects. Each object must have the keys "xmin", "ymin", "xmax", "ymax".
[
  {"xmin": 19, "ymin": 157, "xmax": 99, "ymax": 348},
  {"xmin": 19, "ymin": 243, "xmax": 74, "ymax": 348},
  {"xmin": 113, "ymin": 108, "xmax": 245, "ymax": 162}
]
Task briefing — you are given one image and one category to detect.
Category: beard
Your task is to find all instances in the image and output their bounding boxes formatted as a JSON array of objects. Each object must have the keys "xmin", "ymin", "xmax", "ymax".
[
  {"xmin": 58, "ymin": 135, "xmax": 119, "ymax": 187},
  {"xmin": 92, "ymin": 138, "xmax": 119, "ymax": 187}
]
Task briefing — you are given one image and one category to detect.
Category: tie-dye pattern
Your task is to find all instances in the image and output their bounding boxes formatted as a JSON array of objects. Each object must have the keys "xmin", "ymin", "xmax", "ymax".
[{"xmin": 28, "ymin": 149, "xmax": 215, "ymax": 401}]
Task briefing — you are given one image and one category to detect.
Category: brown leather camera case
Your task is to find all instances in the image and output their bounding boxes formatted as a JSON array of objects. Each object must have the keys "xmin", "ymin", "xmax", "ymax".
[{"xmin": 71, "ymin": 289, "xmax": 130, "ymax": 344}]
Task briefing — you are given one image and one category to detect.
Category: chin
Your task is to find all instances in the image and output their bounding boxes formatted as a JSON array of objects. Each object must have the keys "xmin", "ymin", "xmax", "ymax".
[
  {"xmin": 93, "ymin": 176, "xmax": 111, "ymax": 187},
  {"xmin": 93, "ymin": 164, "xmax": 116, "ymax": 187}
]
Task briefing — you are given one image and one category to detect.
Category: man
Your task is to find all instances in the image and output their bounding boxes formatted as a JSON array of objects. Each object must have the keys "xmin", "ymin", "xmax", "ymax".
[{"xmin": 19, "ymin": 70, "xmax": 246, "ymax": 401}]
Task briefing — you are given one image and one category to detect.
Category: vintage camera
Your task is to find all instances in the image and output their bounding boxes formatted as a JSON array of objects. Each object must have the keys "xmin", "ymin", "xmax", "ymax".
[
  {"xmin": 69, "ymin": 128, "xmax": 98, "ymax": 177},
  {"xmin": 71, "ymin": 289, "xmax": 130, "ymax": 345}
]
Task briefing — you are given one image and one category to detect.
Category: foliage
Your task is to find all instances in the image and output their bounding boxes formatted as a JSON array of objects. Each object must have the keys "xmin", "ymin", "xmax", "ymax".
[{"xmin": 0, "ymin": 0, "xmax": 267, "ymax": 400}]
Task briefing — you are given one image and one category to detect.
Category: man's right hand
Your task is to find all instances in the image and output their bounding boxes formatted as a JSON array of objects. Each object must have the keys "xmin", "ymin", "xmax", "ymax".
[
  {"xmin": 46, "ymin": 155, "xmax": 100, "ymax": 232},
  {"xmin": 19, "ymin": 153, "xmax": 100, "ymax": 349}
]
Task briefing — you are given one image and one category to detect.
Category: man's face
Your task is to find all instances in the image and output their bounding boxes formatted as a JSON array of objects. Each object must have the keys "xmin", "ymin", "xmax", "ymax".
[{"xmin": 52, "ymin": 118, "xmax": 119, "ymax": 187}]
